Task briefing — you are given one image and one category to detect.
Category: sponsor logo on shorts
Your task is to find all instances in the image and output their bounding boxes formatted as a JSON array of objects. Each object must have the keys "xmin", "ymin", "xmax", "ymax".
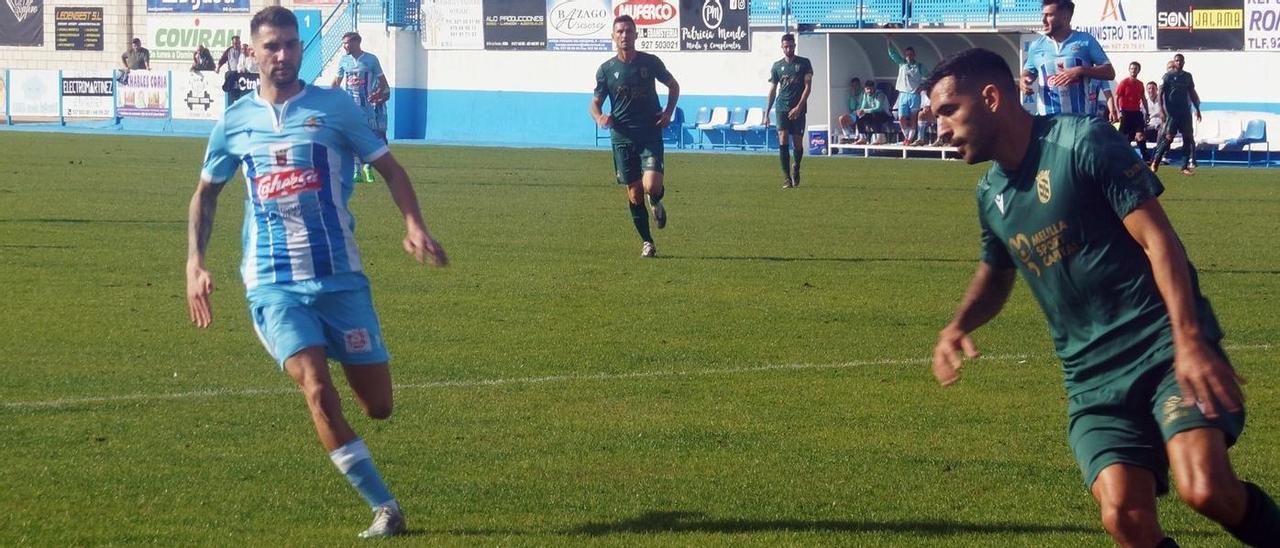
[
  {"xmin": 1162, "ymin": 394, "xmax": 1194, "ymax": 426},
  {"xmin": 344, "ymin": 328, "xmax": 372, "ymax": 354},
  {"xmin": 254, "ymin": 168, "xmax": 321, "ymax": 201}
]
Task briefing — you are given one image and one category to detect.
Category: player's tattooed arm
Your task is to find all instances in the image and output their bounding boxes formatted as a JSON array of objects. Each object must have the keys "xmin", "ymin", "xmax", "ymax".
[{"xmin": 186, "ymin": 180, "xmax": 225, "ymax": 328}]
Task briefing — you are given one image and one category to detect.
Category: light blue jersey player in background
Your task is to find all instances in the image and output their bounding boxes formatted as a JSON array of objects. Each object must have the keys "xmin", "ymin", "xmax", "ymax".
[
  {"xmin": 1019, "ymin": 0, "xmax": 1114, "ymax": 115},
  {"xmin": 332, "ymin": 32, "xmax": 389, "ymax": 183},
  {"xmin": 185, "ymin": 6, "xmax": 447, "ymax": 539}
]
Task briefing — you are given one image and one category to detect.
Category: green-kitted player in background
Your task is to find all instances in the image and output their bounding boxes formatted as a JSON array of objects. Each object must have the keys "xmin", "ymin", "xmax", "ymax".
[
  {"xmin": 925, "ymin": 48, "xmax": 1280, "ymax": 547},
  {"xmin": 765, "ymin": 33, "xmax": 813, "ymax": 189},
  {"xmin": 1150, "ymin": 53, "xmax": 1202, "ymax": 176},
  {"xmin": 590, "ymin": 14, "xmax": 680, "ymax": 258}
]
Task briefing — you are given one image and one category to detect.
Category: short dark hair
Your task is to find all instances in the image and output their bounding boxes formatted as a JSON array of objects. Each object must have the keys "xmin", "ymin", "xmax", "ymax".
[
  {"xmin": 1173, "ymin": 53, "xmax": 1185, "ymax": 61},
  {"xmin": 342, "ymin": 31, "xmax": 361, "ymax": 42},
  {"xmin": 1147, "ymin": 81, "xmax": 1158, "ymax": 87},
  {"xmin": 250, "ymin": 6, "xmax": 299, "ymax": 37},
  {"xmin": 904, "ymin": 46, "xmax": 915, "ymax": 54},
  {"xmin": 613, "ymin": 15, "xmax": 636, "ymax": 30},
  {"xmin": 920, "ymin": 47, "xmax": 1017, "ymax": 97},
  {"xmin": 1042, "ymin": 0, "xmax": 1074, "ymax": 12},
  {"xmin": 863, "ymin": 79, "xmax": 876, "ymax": 88},
  {"xmin": 131, "ymin": 37, "xmax": 141, "ymax": 44},
  {"xmin": 850, "ymin": 77, "xmax": 861, "ymax": 84},
  {"xmin": 781, "ymin": 33, "xmax": 795, "ymax": 43},
  {"xmin": 1129, "ymin": 61, "xmax": 1140, "ymax": 69}
]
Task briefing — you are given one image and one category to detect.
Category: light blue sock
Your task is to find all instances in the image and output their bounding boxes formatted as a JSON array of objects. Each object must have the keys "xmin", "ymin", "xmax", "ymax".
[{"xmin": 329, "ymin": 438, "xmax": 395, "ymax": 509}]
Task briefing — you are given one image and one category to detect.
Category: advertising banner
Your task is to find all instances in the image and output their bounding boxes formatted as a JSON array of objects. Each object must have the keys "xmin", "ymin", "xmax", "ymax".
[
  {"xmin": 148, "ymin": 14, "xmax": 249, "ymax": 62},
  {"xmin": 0, "ymin": 0, "xmax": 43, "ymax": 46},
  {"xmin": 1072, "ymin": 0, "xmax": 1157, "ymax": 52},
  {"xmin": 0, "ymin": 73, "xmax": 6, "ymax": 117},
  {"xmin": 116, "ymin": 70, "xmax": 170, "ymax": 118},
  {"xmin": 1157, "ymin": 0, "xmax": 1245, "ymax": 50},
  {"xmin": 55, "ymin": 7, "xmax": 103, "ymax": 51},
  {"xmin": 612, "ymin": 0, "xmax": 679, "ymax": 51},
  {"xmin": 173, "ymin": 70, "xmax": 225, "ymax": 120},
  {"xmin": 421, "ymin": 0, "xmax": 484, "ymax": 49},
  {"xmin": 1246, "ymin": 0, "xmax": 1280, "ymax": 50},
  {"xmin": 8, "ymin": 70, "xmax": 58, "ymax": 116},
  {"xmin": 147, "ymin": 0, "xmax": 249, "ymax": 14},
  {"xmin": 293, "ymin": 0, "xmax": 339, "ymax": 4},
  {"xmin": 223, "ymin": 70, "xmax": 258, "ymax": 104},
  {"xmin": 62, "ymin": 71, "xmax": 114, "ymax": 117},
  {"xmin": 546, "ymin": 0, "xmax": 612, "ymax": 51},
  {"xmin": 679, "ymin": 0, "xmax": 749, "ymax": 51},
  {"xmin": 483, "ymin": 0, "xmax": 547, "ymax": 49}
]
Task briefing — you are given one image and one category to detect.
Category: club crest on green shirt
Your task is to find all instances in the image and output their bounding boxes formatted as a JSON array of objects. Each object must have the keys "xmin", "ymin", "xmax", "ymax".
[{"xmin": 1036, "ymin": 169, "xmax": 1052, "ymax": 204}]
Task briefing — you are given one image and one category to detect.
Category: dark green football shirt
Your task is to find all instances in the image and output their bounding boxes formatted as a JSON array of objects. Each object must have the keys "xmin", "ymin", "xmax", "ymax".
[
  {"xmin": 976, "ymin": 115, "xmax": 1222, "ymax": 393},
  {"xmin": 1161, "ymin": 69, "xmax": 1196, "ymax": 118},
  {"xmin": 594, "ymin": 52, "xmax": 674, "ymax": 144},
  {"xmin": 769, "ymin": 56, "xmax": 813, "ymax": 115}
]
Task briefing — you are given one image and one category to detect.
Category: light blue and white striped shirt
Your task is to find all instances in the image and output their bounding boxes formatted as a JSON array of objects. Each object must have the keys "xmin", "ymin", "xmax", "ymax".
[
  {"xmin": 1023, "ymin": 31, "xmax": 1110, "ymax": 116},
  {"xmin": 200, "ymin": 84, "xmax": 388, "ymax": 289}
]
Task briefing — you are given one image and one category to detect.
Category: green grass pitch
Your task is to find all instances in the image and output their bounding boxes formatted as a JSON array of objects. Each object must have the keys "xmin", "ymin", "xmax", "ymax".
[{"xmin": 1, "ymin": 132, "xmax": 1277, "ymax": 545}]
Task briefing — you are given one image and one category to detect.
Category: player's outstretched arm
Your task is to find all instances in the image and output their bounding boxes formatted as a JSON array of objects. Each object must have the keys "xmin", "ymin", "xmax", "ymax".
[
  {"xmin": 932, "ymin": 262, "xmax": 1016, "ymax": 386},
  {"xmin": 186, "ymin": 180, "xmax": 225, "ymax": 328},
  {"xmin": 370, "ymin": 153, "xmax": 448, "ymax": 267},
  {"xmin": 1122, "ymin": 199, "xmax": 1243, "ymax": 418}
]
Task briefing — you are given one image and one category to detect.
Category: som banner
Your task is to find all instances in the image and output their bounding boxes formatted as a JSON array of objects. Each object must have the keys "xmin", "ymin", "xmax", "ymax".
[{"xmin": 1157, "ymin": 0, "xmax": 1245, "ymax": 50}]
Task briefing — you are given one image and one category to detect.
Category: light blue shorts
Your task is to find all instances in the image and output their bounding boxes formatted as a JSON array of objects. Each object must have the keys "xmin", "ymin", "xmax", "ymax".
[
  {"xmin": 896, "ymin": 92, "xmax": 921, "ymax": 117},
  {"xmin": 247, "ymin": 273, "xmax": 390, "ymax": 368}
]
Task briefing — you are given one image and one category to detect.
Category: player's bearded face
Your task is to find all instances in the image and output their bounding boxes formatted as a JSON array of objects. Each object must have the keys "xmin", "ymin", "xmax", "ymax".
[
  {"xmin": 253, "ymin": 24, "xmax": 302, "ymax": 86},
  {"xmin": 1041, "ymin": 5, "xmax": 1070, "ymax": 34}
]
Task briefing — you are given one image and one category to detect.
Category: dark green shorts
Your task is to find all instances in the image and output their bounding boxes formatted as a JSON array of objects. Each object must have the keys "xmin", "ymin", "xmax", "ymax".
[
  {"xmin": 612, "ymin": 140, "xmax": 664, "ymax": 185},
  {"xmin": 775, "ymin": 111, "xmax": 806, "ymax": 136},
  {"xmin": 1163, "ymin": 115, "xmax": 1195, "ymax": 141},
  {"xmin": 1067, "ymin": 342, "xmax": 1244, "ymax": 494}
]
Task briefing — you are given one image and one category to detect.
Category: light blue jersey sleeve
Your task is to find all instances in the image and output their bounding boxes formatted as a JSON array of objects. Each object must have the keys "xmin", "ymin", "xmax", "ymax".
[
  {"xmin": 200, "ymin": 117, "xmax": 241, "ymax": 184},
  {"xmin": 367, "ymin": 54, "xmax": 385, "ymax": 80},
  {"xmin": 1082, "ymin": 33, "xmax": 1110, "ymax": 67},
  {"xmin": 331, "ymin": 92, "xmax": 389, "ymax": 162},
  {"xmin": 336, "ymin": 57, "xmax": 347, "ymax": 80}
]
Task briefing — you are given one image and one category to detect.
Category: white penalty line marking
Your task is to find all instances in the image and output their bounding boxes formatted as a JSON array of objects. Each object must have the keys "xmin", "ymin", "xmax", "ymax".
[{"xmin": 6, "ymin": 344, "xmax": 1273, "ymax": 411}]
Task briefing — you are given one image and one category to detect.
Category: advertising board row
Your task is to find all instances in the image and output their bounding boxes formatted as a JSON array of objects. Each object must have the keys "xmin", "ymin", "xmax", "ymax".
[
  {"xmin": 1023, "ymin": 0, "xmax": 1280, "ymax": 52},
  {"xmin": 0, "ymin": 69, "xmax": 257, "ymax": 121},
  {"xmin": 422, "ymin": 0, "xmax": 751, "ymax": 52}
]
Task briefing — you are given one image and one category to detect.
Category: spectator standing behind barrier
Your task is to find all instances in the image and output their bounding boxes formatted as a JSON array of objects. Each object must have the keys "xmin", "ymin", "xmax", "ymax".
[
  {"xmin": 852, "ymin": 81, "xmax": 892, "ymax": 144},
  {"xmin": 333, "ymin": 32, "xmax": 390, "ymax": 184},
  {"xmin": 118, "ymin": 37, "xmax": 151, "ymax": 84},
  {"xmin": 764, "ymin": 33, "xmax": 814, "ymax": 189},
  {"xmin": 1116, "ymin": 61, "xmax": 1150, "ymax": 161},
  {"xmin": 1020, "ymin": 0, "xmax": 1115, "ymax": 115},
  {"xmin": 836, "ymin": 77, "xmax": 864, "ymax": 143},
  {"xmin": 192, "ymin": 45, "xmax": 215, "ymax": 72},
  {"xmin": 217, "ymin": 35, "xmax": 242, "ymax": 73},
  {"xmin": 237, "ymin": 44, "xmax": 258, "ymax": 73},
  {"xmin": 1150, "ymin": 53, "xmax": 1202, "ymax": 176},
  {"xmin": 589, "ymin": 15, "xmax": 680, "ymax": 259},
  {"xmin": 1144, "ymin": 80, "xmax": 1163, "ymax": 146},
  {"xmin": 887, "ymin": 37, "xmax": 929, "ymax": 145}
]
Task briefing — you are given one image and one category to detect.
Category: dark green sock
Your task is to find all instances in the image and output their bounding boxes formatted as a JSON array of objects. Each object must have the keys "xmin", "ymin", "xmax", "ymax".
[
  {"xmin": 628, "ymin": 202, "xmax": 652, "ymax": 243},
  {"xmin": 1152, "ymin": 138, "xmax": 1170, "ymax": 165},
  {"xmin": 792, "ymin": 147, "xmax": 803, "ymax": 178},
  {"xmin": 649, "ymin": 186, "xmax": 664, "ymax": 205},
  {"xmin": 1225, "ymin": 482, "xmax": 1280, "ymax": 547},
  {"xmin": 779, "ymin": 145, "xmax": 791, "ymax": 179}
]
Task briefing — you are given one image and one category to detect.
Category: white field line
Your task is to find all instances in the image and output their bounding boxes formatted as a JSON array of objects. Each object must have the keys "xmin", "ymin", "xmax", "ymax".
[{"xmin": 4, "ymin": 344, "xmax": 1273, "ymax": 411}]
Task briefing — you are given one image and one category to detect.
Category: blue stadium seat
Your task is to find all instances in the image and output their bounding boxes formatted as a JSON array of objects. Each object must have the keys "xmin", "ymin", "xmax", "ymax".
[
  {"xmin": 686, "ymin": 106, "xmax": 712, "ymax": 148},
  {"xmin": 1215, "ymin": 119, "xmax": 1269, "ymax": 166},
  {"xmin": 662, "ymin": 106, "xmax": 685, "ymax": 149},
  {"xmin": 696, "ymin": 106, "xmax": 731, "ymax": 149},
  {"xmin": 732, "ymin": 107, "xmax": 768, "ymax": 150},
  {"xmin": 724, "ymin": 107, "xmax": 748, "ymax": 149}
]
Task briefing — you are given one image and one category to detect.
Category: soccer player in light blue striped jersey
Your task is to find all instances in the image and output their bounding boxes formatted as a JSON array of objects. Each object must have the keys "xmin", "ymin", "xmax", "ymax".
[
  {"xmin": 1019, "ymin": 0, "xmax": 1114, "ymax": 116},
  {"xmin": 185, "ymin": 6, "xmax": 447, "ymax": 539},
  {"xmin": 332, "ymin": 32, "xmax": 389, "ymax": 183}
]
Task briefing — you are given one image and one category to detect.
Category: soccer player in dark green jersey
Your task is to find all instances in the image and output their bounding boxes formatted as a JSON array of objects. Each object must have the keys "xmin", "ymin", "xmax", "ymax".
[
  {"xmin": 590, "ymin": 14, "xmax": 680, "ymax": 258},
  {"xmin": 764, "ymin": 33, "xmax": 813, "ymax": 189},
  {"xmin": 925, "ymin": 48, "xmax": 1279, "ymax": 548},
  {"xmin": 1150, "ymin": 53, "xmax": 1202, "ymax": 176}
]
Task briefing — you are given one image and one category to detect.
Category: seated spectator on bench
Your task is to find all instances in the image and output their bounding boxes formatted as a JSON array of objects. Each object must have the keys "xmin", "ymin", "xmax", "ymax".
[
  {"xmin": 1143, "ymin": 80, "xmax": 1162, "ymax": 145},
  {"xmin": 852, "ymin": 80, "xmax": 892, "ymax": 145},
  {"xmin": 192, "ymin": 45, "xmax": 215, "ymax": 72},
  {"xmin": 917, "ymin": 90, "xmax": 945, "ymax": 146},
  {"xmin": 836, "ymin": 77, "xmax": 864, "ymax": 143}
]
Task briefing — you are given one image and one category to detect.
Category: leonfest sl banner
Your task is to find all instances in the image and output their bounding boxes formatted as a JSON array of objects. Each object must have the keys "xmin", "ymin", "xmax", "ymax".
[{"xmin": 147, "ymin": 14, "xmax": 249, "ymax": 62}]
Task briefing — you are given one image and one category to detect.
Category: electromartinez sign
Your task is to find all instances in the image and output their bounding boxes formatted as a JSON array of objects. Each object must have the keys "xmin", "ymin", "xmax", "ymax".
[
  {"xmin": 147, "ymin": 0, "xmax": 249, "ymax": 14},
  {"xmin": 1157, "ymin": 0, "xmax": 1245, "ymax": 50},
  {"xmin": 148, "ymin": 15, "xmax": 248, "ymax": 61}
]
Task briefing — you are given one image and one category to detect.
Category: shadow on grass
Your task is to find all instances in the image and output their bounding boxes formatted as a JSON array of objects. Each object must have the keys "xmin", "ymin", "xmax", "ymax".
[
  {"xmin": 667, "ymin": 255, "xmax": 969, "ymax": 264},
  {"xmin": 563, "ymin": 510, "xmax": 1098, "ymax": 537}
]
